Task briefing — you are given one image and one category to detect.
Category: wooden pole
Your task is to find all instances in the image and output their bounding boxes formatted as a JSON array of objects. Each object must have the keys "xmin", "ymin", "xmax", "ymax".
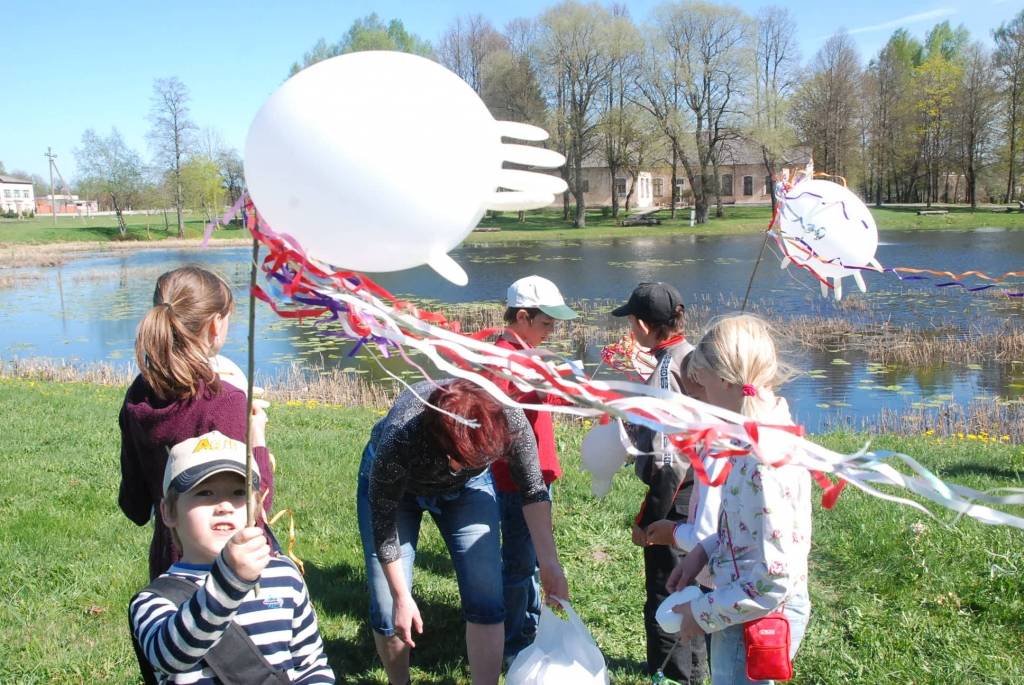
[
  {"xmin": 740, "ymin": 231, "xmax": 771, "ymax": 313},
  {"xmin": 244, "ymin": 236, "xmax": 259, "ymax": 528}
]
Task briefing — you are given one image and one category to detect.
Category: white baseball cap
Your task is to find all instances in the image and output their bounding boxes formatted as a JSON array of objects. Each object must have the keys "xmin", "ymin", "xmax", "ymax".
[
  {"xmin": 162, "ymin": 431, "xmax": 258, "ymax": 496},
  {"xmin": 506, "ymin": 275, "xmax": 578, "ymax": 320}
]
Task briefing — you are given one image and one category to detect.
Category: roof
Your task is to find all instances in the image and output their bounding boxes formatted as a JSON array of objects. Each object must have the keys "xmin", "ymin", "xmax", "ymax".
[
  {"xmin": 717, "ymin": 138, "xmax": 812, "ymax": 167},
  {"xmin": 0, "ymin": 175, "xmax": 33, "ymax": 185}
]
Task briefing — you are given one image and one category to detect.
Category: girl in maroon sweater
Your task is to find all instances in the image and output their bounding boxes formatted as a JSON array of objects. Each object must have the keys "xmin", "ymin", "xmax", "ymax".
[{"xmin": 118, "ymin": 266, "xmax": 274, "ymax": 580}]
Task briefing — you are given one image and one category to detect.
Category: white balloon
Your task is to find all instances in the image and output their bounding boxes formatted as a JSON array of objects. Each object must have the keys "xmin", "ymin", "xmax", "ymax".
[
  {"xmin": 776, "ymin": 179, "xmax": 883, "ymax": 300},
  {"xmin": 580, "ymin": 422, "xmax": 630, "ymax": 498},
  {"xmin": 655, "ymin": 586, "xmax": 704, "ymax": 633},
  {"xmin": 244, "ymin": 51, "xmax": 567, "ymax": 285}
]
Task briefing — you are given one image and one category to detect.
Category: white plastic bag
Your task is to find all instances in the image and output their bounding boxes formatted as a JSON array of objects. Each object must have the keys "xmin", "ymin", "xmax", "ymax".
[{"xmin": 506, "ymin": 598, "xmax": 609, "ymax": 685}]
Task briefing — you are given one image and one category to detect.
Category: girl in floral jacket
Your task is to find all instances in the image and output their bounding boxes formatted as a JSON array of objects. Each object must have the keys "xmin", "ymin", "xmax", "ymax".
[{"xmin": 666, "ymin": 314, "xmax": 812, "ymax": 685}]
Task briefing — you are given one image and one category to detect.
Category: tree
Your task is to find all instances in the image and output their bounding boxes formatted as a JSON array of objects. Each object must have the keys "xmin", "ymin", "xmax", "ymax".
[
  {"xmin": 750, "ymin": 6, "xmax": 799, "ymax": 212},
  {"xmin": 633, "ymin": 13, "xmax": 689, "ymax": 219},
  {"xmin": 438, "ymin": 14, "xmax": 507, "ymax": 93},
  {"xmin": 75, "ymin": 129, "xmax": 144, "ymax": 236},
  {"xmin": 289, "ymin": 14, "xmax": 434, "ymax": 75},
  {"xmin": 956, "ymin": 44, "xmax": 999, "ymax": 207},
  {"xmin": 216, "ymin": 148, "xmax": 245, "ymax": 206},
  {"xmin": 793, "ymin": 33, "xmax": 862, "ymax": 182},
  {"xmin": 640, "ymin": 1, "xmax": 753, "ymax": 224},
  {"xmin": 148, "ymin": 77, "xmax": 196, "ymax": 238},
  {"xmin": 994, "ymin": 10, "xmax": 1024, "ymax": 202},
  {"xmin": 914, "ymin": 52, "xmax": 962, "ymax": 206},
  {"xmin": 180, "ymin": 155, "xmax": 224, "ymax": 223},
  {"xmin": 598, "ymin": 7, "xmax": 641, "ymax": 217},
  {"xmin": 537, "ymin": 1, "xmax": 613, "ymax": 228},
  {"xmin": 865, "ymin": 30, "xmax": 922, "ymax": 204}
]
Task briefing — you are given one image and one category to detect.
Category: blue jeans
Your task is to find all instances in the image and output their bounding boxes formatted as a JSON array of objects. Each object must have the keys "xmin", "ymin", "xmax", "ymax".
[
  {"xmin": 497, "ymin": 488, "xmax": 546, "ymax": 661},
  {"xmin": 357, "ymin": 443, "xmax": 505, "ymax": 635},
  {"xmin": 709, "ymin": 592, "xmax": 811, "ymax": 685}
]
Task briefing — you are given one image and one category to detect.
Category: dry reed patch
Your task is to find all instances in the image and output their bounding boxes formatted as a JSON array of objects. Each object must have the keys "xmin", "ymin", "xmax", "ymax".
[{"xmin": 875, "ymin": 399, "xmax": 1024, "ymax": 444}]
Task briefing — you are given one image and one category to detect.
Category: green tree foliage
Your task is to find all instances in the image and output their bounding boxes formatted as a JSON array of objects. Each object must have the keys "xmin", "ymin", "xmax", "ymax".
[
  {"xmin": 74, "ymin": 129, "xmax": 144, "ymax": 237},
  {"xmin": 994, "ymin": 9, "xmax": 1024, "ymax": 201},
  {"xmin": 289, "ymin": 14, "xmax": 434, "ymax": 76},
  {"xmin": 180, "ymin": 156, "xmax": 224, "ymax": 221}
]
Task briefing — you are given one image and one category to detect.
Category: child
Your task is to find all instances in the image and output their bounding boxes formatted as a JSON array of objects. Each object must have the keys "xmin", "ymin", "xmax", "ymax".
[
  {"xmin": 666, "ymin": 315, "xmax": 812, "ymax": 685},
  {"xmin": 611, "ymin": 282, "xmax": 706, "ymax": 684},
  {"xmin": 119, "ymin": 266, "xmax": 274, "ymax": 580},
  {"xmin": 491, "ymin": 275, "xmax": 577, "ymax": 664},
  {"xmin": 130, "ymin": 431, "xmax": 334, "ymax": 683}
]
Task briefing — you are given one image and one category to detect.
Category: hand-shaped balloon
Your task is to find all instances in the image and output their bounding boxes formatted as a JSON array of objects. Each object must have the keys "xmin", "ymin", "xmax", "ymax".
[
  {"xmin": 244, "ymin": 51, "xmax": 567, "ymax": 285},
  {"xmin": 775, "ymin": 179, "xmax": 883, "ymax": 300}
]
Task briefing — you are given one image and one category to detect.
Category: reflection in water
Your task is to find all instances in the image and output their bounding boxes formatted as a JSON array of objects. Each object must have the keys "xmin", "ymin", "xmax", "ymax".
[{"xmin": 1, "ymin": 230, "xmax": 1021, "ymax": 433}]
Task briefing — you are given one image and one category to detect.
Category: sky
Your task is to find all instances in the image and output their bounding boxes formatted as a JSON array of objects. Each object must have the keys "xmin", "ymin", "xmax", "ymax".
[{"xmin": 2, "ymin": 0, "xmax": 1020, "ymax": 182}]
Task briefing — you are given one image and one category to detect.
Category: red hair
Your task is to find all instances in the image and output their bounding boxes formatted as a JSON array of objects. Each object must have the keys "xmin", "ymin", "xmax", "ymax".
[{"xmin": 423, "ymin": 380, "xmax": 511, "ymax": 470}]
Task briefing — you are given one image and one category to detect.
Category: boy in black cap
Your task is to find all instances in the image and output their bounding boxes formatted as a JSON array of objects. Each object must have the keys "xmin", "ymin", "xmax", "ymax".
[{"xmin": 612, "ymin": 282, "xmax": 707, "ymax": 684}]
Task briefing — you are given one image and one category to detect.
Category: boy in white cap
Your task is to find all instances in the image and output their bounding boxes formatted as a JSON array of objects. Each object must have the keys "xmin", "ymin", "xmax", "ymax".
[
  {"xmin": 129, "ymin": 431, "xmax": 334, "ymax": 684},
  {"xmin": 493, "ymin": 275, "xmax": 577, "ymax": 666}
]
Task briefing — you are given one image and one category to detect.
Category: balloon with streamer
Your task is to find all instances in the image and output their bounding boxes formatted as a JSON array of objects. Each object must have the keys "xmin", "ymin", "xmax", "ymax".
[
  {"xmin": 775, "ymin": 179, "xmax": 883, "ymax": 300},
  {"xmin": 244, "ymin": 50, "xmax": 567, "ymax": 285}
]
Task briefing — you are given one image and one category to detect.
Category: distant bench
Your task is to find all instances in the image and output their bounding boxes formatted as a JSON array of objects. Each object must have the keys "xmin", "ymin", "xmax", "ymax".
[
  {"xmin": 620, "ymin": 214, "xmax": 662, "ymax": 226},
  {"xmin": 916, "ymin": 210, "xmax": 948, "ymax": 215}
]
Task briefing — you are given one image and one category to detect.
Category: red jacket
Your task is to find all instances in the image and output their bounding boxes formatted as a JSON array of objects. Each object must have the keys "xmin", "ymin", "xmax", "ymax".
[{"xmin": 490, "ymin": 335, "xmax": 562, "ymax": 492}]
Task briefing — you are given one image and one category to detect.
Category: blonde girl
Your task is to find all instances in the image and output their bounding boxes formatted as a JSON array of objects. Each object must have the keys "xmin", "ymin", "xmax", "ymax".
[{"xmin": 667, "ymin": 314, "xmax": 812, "ymax": 685}]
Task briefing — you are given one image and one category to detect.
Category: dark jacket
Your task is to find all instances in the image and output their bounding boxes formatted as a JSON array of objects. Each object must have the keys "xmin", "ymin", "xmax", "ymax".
[{"xmin": 629, "ymin": 340, "xmax": 695, "ymax": 528}]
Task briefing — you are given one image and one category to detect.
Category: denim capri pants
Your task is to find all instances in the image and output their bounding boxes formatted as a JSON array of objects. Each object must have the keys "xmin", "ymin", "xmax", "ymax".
[{"xmin": 357, "ymin": 442, "xmax": 505, "ymax": 635}]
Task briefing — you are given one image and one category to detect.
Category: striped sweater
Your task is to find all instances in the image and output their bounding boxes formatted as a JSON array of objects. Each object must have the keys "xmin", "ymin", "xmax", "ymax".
[{"xmin": 130, "ymin": 556, "xmax": 334, "ymax": 684}]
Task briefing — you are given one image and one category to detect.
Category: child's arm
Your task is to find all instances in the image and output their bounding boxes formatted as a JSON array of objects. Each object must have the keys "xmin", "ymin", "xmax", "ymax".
[
  {"xmin": 688, "ymin": 464, "xmax": 800, "ymax": 633},
  {"xmin": 130, "ymin": 529, "xmax": 268, "ymax": 675},
  {"xmin": 117, "ymin": 404, "xmax": 151, "ymax": 525},
  {"xmin": 287, "ymin": 565, "xmax": 336, "ymax": 683}
]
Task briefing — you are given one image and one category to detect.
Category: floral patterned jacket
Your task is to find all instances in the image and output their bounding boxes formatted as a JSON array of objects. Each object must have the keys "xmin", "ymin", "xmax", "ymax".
[{"xmin": 688, "ymin": 397, "xmax": 812, "ymax": 633}]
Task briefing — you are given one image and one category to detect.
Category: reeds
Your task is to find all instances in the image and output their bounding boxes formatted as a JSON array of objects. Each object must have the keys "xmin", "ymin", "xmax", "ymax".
[{"xmin": 874, "ymin": 399, "xmax": 1024, "ymax": 443}]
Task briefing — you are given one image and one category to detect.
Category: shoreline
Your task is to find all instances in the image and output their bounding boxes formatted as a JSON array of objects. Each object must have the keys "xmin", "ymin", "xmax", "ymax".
[
  {"xmin": 0, "ymin": 237, "xmax": 248, "ymax": 268},
  {"xmin": 3, "ymin": 358, "xmax": 1020, "ymax": 442},
  {"xmin": 3, "ymin": 220, "xmax": 1020, "ymax": 267}
]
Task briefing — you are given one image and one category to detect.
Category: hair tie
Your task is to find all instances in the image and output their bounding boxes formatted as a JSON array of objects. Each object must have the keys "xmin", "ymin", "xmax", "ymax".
[{"xmin": 741, "ymin": 384, "xmax": 756, "ymax": 397}]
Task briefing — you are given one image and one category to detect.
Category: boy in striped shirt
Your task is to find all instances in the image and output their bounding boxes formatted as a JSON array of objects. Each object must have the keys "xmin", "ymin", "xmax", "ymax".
[{"xmin": 129, "ymin": 431, "xmax": 334, "ymax": 684}]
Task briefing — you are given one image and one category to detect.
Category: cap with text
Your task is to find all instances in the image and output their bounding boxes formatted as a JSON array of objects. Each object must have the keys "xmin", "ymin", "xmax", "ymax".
[{"xmin": 162, "ymin": 430, "xmax": 258, "ymax": 497}]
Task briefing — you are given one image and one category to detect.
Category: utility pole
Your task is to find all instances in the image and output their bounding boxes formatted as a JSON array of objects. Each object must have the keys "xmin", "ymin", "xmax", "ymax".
[{"xmin": 44, "ymin": 147, "xmax": 57, "ymax": 225}]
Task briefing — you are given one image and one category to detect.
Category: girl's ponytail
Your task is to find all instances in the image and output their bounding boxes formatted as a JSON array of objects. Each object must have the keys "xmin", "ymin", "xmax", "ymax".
[{"xmin": 133, "ymin": 267, "xmax": 233, "ymax": 400}]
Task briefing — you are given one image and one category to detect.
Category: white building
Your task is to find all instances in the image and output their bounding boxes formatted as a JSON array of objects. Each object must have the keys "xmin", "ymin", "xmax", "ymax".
[{"xmin": 0, "ymin": 175, "xmax": 35, "ymax": 215}]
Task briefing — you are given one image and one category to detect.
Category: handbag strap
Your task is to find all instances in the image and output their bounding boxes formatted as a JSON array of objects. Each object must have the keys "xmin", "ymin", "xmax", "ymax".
[{"xmin": 722, "ymin": 510, "xmax": 785, "ymax": 616}]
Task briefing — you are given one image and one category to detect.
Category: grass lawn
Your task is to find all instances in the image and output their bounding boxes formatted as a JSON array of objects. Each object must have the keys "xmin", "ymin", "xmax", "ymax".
[
  {"xmin": 0, "ymin": 213, "xmax": 249, "ymax": 245},
  {"xmin": 2, "ymin": 204, "xmax": 1022, "ymax": 248},
  {"xmin": 0, "ymin": 377, "xmax": 1022, "ymax": 683}
]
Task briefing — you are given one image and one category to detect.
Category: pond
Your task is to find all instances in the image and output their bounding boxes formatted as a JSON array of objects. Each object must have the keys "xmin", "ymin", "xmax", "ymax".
[{"xmin": 1, "ymin": 227, "xmax": 1022, "ymax": 433}]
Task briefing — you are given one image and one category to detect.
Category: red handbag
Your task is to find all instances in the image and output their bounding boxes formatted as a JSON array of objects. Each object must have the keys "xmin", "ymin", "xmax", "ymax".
[
  {"xmin": 743, "ymin": 613, "xmax": 792, "ymax": 681},
  {"xmin": 722, "ymin": 512, "xmax": 794, "ymax": 681}
]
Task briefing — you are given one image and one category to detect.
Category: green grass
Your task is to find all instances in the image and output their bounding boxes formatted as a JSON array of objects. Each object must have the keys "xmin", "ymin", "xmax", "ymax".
[
  {"xmin": 467, "ymin": 205, "xmax": 1024, "ymax": 243},
  {"xmin": 0, "ymin": 214, "xmax": 249, "ymax": 244},
  {"xmin": 3, "ymin": 204, "xmax": 1023, "ymax": 247},
  {"xmin": 0, "ymin": 378, "xmax": 1022, "ymax": 683}
]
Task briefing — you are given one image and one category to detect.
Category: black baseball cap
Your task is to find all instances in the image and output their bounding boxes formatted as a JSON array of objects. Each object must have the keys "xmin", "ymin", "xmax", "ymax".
[{"xmin": 611, "ymin": 282, "xmax": 684, "ymax": 326}]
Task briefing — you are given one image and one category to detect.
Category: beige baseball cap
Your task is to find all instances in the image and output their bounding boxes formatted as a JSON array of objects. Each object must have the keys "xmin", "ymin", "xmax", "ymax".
[{"xmin": 163, "ymin": 431, "xmax": 258, "ymax": 497}]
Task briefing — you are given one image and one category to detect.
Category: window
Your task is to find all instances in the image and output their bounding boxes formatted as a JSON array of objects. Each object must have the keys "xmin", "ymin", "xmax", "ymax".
[
  {"xmin": 3, "ymin": 190, "xmax": 9, "ymax": 198},
  {"xmin": 581, "ymin": 179, "xmax": 590, "ymax": 193},
  {"xmin": 653, "ymin": 178, "xmax": 663, "ymax": 197},
  {"xmin": 765, "ymin": 176, "xmax": 773, "ymax": 196},
  {"xmin": 674, "ymin": 181, "xmax": 685, "ymax": 201},
  {"xmin": 743, "ymin": 176, "xmax": 753, "ymax": 196},
  {"xmin": 615, "ymin": 177, "xmax": 627, "ymax": 195},
  {"xmin": 720, "ymin": 174, "xmax": 733, "ymax": 196}
]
